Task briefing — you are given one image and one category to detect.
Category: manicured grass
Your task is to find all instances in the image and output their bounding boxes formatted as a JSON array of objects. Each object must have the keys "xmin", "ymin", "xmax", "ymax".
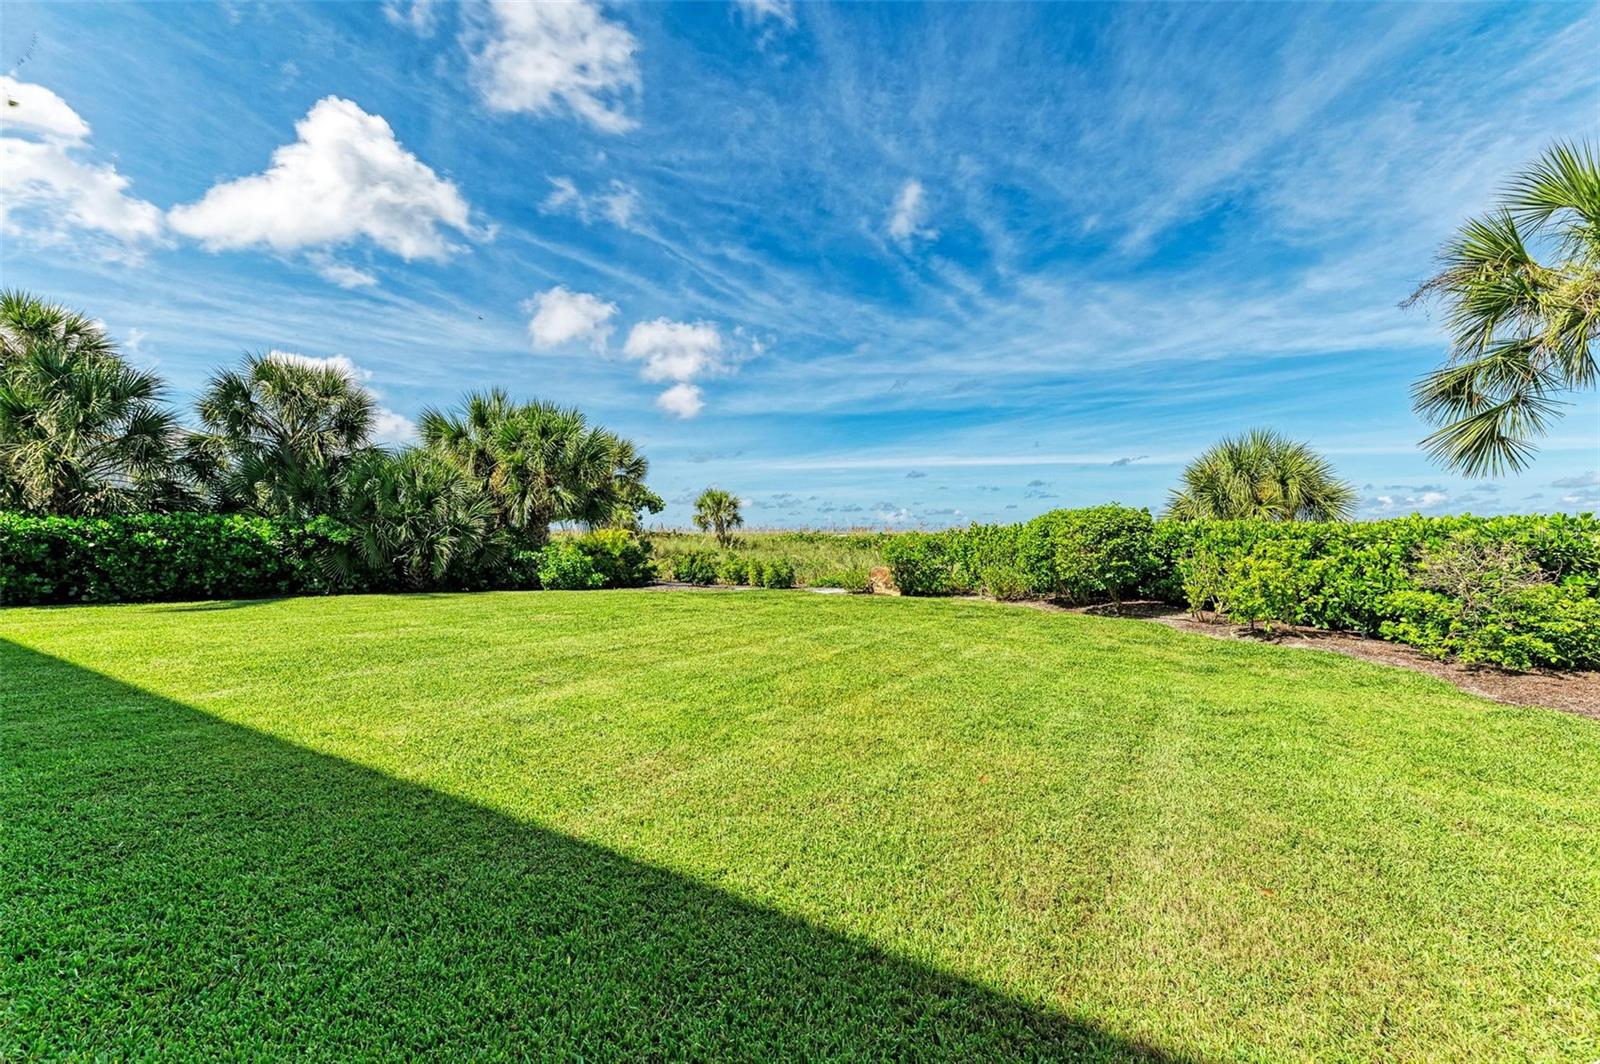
[{"xmin": 3, "ymin": 591, "xmax": 1597, "ymax": 1060}]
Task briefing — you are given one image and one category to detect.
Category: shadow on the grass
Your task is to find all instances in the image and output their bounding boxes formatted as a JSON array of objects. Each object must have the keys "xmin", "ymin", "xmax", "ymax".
[
  {"xmin": 148, "ymin": 597, "xmax": 283, "ymax": 611},
  {"xmin": 1, "ymin": 640, "xmax": 1191, "ymax": 1062}
]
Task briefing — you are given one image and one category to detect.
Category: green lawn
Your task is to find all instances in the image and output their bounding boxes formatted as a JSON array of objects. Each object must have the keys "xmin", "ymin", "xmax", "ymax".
[{"xmin": 3, "ymin": 592, "xmax": 1597, "ymax": 1060}]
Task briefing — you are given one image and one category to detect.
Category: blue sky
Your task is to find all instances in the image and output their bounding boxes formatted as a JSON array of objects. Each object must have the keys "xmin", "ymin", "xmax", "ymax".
[{"xmin": 2, "ymin": 0, "xmax": 1597, "ymax": 527}]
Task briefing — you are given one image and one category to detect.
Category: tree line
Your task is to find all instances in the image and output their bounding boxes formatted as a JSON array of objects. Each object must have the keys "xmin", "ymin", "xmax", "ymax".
[{"xmin": 0, "ymin": 291, "xmax": 662, "ymax": 581}]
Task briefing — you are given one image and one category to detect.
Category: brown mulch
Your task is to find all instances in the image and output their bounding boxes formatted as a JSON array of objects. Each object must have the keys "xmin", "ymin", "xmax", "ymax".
[{"xmin": 1066, "ymin": 601, "xmax": 1600, "ymax": 719}]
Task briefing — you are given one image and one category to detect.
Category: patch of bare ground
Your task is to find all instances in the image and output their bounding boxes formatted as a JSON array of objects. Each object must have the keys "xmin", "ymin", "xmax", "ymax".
[{"xmin": 1068, "ymin": 600, "xmax": 1600, "ymax": 719}]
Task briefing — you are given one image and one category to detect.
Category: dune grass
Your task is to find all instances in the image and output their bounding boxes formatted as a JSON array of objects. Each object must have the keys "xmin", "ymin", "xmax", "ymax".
[
  {"xmin": 3, "ymin": 591, "xmax": 1597, "ymax": 1060},
  {"xmin": 644, "ymin": 528, "xmax": 888, "ymax": 586}
]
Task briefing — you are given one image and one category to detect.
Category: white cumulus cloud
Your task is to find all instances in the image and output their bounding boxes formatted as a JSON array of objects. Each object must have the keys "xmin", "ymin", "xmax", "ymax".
[
  {"xmin": 655, "ymin": 383, "xmax": 704, "ymax": 419},
  {"xmin": 168, "ymin": 96, "xmax": 474, "ymax": 260},
  {"xmin": 622, "ymin": 318, "xmax": 724, "ymax": 383},
  {"xmin": 0, "ymin": 77, "xmax": 164, "ymax": 252},
  {"xmin": 622, "ymin": 318, "xmax": 730, "ymax": 419},
  {"xmin": 1, "ymin": 76, "xmax": 91, "ymax": 140},
  {"xmin": 372, "ymin": 407, "xmax": 419, "ymax": 445},
  {"xmin": 526, "ymin": 286, "xmax": 618, "ymax": 351},
  {"xmin": 468, "ymin": 0, "xmax": 640, "ymax": 134},
  {"xmin": 887, "ymin": 178, "xmax": 936, "ymax": 245}
]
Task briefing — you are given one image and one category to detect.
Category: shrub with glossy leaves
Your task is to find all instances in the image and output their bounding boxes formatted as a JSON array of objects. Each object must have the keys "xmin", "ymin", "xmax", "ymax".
[
  {"xmin": 1040, "ymin": 505, "xmax": 1154, "ymax": 606},
  {"xmin": 884, "ymin": 507, "xmax": 1156, "ymax": 602},
  {"xmin": 717, "ymin": 554, "xmax": 751, "ymax": 586},
  {"xmin": 1, "ymin": 512, "xmax": 294, "ymax": 605},
  {"xmin": 882, "ymin": 532, "xmax": 958, "ymax": 596},
  {"xmin": 535, "ymin": 543, "xmax": 605, "ymax": 590},
  {"xmin": 1167, "ymin": 513, "xmax": 1600, "ymax": 669},
  {"xmin": 574, "ymin": 529, "xmax": 655, "ymax": 588}
]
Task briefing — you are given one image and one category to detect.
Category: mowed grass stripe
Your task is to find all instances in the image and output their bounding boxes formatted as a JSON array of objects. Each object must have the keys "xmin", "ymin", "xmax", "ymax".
[{"xmin": 3, "ymin": 591, "xmax": 1597, "ymax": 1060}]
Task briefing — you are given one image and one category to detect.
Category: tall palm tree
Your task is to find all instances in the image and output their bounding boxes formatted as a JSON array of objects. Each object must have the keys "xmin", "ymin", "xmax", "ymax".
[
  {"xmin": 567, "ymin": 435, "xmax": 664, "ymax": 531},
  {"xmin": 416, "ymin": 387, "xmax": 517, "ymax": 485},
  {"xmin": 192, "ymin": 353, "xmax": 376, "ymax": 519},
  {"xmin": 1166, "ymin": 429, "xmax": 1355, "ymax": 521},
  {"xmin": 486, "ymin": 402, "xmax": 611, "ymax": 542},
  {"xmin": 693, "ymin": 486, "xmax": 743, "ymax": 544},
  {"xmin": 1408, "ymin": 141, "xmax": 1598, "ymax": 476},
  {"xmin": 0, "ymin": 289, "xmax": 115, "ymax": 365},
  {"xmin": 0, "ymin": 338, "xmax": 184, "ymax": 515},
  {"xmin": 421, "ymin": 391, "xmax": 659, "ymax": 544}
]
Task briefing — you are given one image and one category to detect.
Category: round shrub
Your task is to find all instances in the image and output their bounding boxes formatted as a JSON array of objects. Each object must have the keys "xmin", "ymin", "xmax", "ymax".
[
  {"xmin": 882, "ymin": 533, "xmax": 956, "ymax": 596},
  {"xmin": 717, "ymin": 554, "xmax": 751, "ymax": 585},
  {"xmin": 671, "ymin": 550, "xmax": 718, "ymax": 585},
  {"xmin": 575, "ymin": 529, "xmax": 655, "ymax": 587},
  {"xmin": 535, "ymin": 544, "xmax": 605, "ymax": 590},
  {"xmin": 758, "ymin": 559, "xmax": 795, "ymax": 589}
]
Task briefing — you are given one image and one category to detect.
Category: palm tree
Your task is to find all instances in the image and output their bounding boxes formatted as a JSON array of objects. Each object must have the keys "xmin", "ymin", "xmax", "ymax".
[
  {"xmin": 1407, "ymin": 141, "xmax": 1598, "ymax": 476},
  {"xmin": 416, "ymin": 387, "xmax": 517, "ymax": 486},
  {"xmin": 192, "ymin": 353, "xmax": 376, "ymax": 519},
  {"xmin": 693, "ymin": 486, "xmax": 743, "ymax": 544},
  {"xmin": 0, "ymin": 289, "xmax": 115, "ymax": 365},
  {"xmin": 339, "ymin": 448, "xmax": 500, "ymax": 590},
  {"xmin": 421, "ymin": 392, "xmax": 659, "ymax": 544},
  {"xmin": 567, "ymin": 435, "xmax": 664, "ymax": 531},
  {"xmin": 1166, "ymin": 429, "xmax": 1355, "ymax": 521},
  {"xmin": 0, "ymin": 320, "xmax": 185, "ymax": 516}
]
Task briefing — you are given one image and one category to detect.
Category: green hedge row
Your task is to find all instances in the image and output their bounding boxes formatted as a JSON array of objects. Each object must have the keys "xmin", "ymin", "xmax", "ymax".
[
  {"xmin": 0, "ymin": 514, "xmax": 655, "ymax": 605},
  {"xmin": 882, "ymin": 505, "xmax": 1156, "ymax": 603},
  {"xmin": 883, "ymin": 507, "xmax": 1600, "ymax": 671},
  {"xmin": 1161, "ymin": 514, "xmax": 1600, "ymax": 670}
]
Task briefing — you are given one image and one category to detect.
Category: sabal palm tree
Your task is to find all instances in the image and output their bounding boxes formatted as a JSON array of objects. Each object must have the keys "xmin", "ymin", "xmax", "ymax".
[
  {"xmin": 567, "ymin": 435, "xmax": 665, "ymax": 531},
  {"xmin": 1167, "ymin": 430, "xmax": 1355, "ymax": 521},
  {"xmin": 192, "ymin": 353, "xmax": 376, "ymax": 519},
  {"xmin": 416, "ymin": 387, "xmax": 517, "ymax": 485},
  {"xmin": 1408, "ymin": 140, "xmax": 1598, "ymax": 475},
  {"xmin": 422, "ymin": 391, "xmax": 660, "ymax": 544},
  {"xmin": 487, "ymin": 402, "xmax": 611, "ymax": 542},
  {"xmin": 0, "ymin": 339, "xmax": 184, "ymax": 515},
  {"xmin": 0, "ymin": 289, "xmax": 115, "ymax": 365},
  {"xmin": 693, "ymin": 487, "xmax": 743, "ymax": 544},
  {"xmin": 339, "ymin": 449, "xmax": 500, "ymax": 590}
]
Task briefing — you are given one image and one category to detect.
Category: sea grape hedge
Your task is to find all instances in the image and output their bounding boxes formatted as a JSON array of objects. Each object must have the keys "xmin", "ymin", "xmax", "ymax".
[
  {"xmin": 881, "ymin": 505, "xmax": 1157, "ymax": 604},
  {"xmin": 0, "ymin": 513, "xmax": 655, "ymax": 605},
  {"xmin": 884, "ymin": 507, "xmax": 1600, "ymax": 671},
  {"xmin": 6, "ymin": 508, "xmax": 1597, "ymax": 670},
  {"xmin": 1160, "ymin": 514, "xmax": 1600, "ymax": 670}
]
